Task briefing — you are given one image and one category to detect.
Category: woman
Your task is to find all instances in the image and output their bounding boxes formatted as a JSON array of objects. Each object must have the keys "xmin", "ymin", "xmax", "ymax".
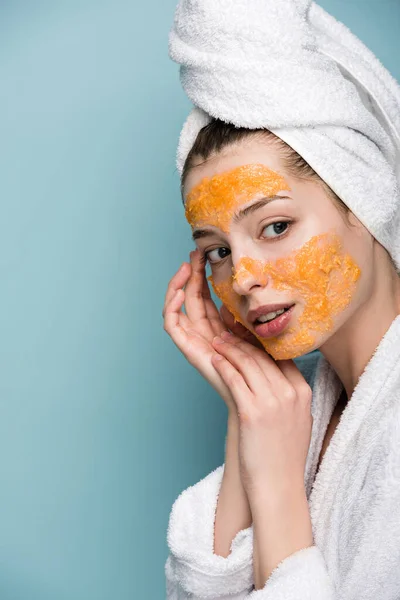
[{"xmin": 163, "ymin": 1, "xmax": 400, "ymax": 598}]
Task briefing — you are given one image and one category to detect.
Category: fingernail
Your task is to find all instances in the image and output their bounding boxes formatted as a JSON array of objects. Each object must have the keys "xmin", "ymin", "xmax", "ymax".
[
  {"xmin": 221, "ymin": 331, "xmax": 233, "ymax": 340},
  {"xmin": 213, "ymin": 336, "xmax": 224, "ymax": 344}
]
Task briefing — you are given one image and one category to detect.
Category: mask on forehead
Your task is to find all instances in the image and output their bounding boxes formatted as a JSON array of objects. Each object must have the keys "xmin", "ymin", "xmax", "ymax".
[
  {"xmin": 185, "ymin": 163, "xmax": 289, "ymax": 233},
  {"xmin": 185, "ymin": 164, "xmax": 362, "ymax": 360}
]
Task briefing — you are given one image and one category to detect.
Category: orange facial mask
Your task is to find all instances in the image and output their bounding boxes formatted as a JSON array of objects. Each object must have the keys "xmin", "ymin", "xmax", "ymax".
[
  {"xmin": 185, "ymin": 163, "xmax": 361, "ymax": 360},
  {"xmin": 208, "ymin": 232, "xmax": 361, "ymax": 359},
  {"xmin": 185, "ymin": 163, "xmax": 290, "ymax": 233}
]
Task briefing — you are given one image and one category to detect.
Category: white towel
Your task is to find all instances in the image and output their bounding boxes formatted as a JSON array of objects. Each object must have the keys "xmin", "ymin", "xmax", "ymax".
[{"xmin": 168, "ymin": 0, "xmax": 400, "ymax": 272}]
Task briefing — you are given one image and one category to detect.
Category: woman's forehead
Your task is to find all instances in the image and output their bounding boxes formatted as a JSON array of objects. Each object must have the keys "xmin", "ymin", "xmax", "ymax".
[
  {"xmin": 184, "ymin": 163, "xmax": 292, "ymax": 234},
  {"xmin": 183, "ymin": 140, "xmax": 286, "ymax": 198}
]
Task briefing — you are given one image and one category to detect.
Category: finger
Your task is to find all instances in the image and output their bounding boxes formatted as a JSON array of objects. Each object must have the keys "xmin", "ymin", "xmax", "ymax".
[
  {"xmin": 201, "ymin": 268, "xmax": 228, "ymax": 336},
  {"xmin": 217, "ymin": 331, "xmax": 292, "ymax": 390},
  {"xmin": 275, "ymin": 359, "xmax": 312, "ymax": 396},
  {"xmin": 185, "ymin": 249, "xmax": 224, "ymax": 338},
  {"xmin": 183, "ymin": 249, "xmax": 210, "ymax": 324},
  {"xmin": 164, "ymin": 263, "xmax": 189, "ymax": 308},
  {"xmin": 212, "ymin": 336, "xmax": 270, "ymax": 396},
  {"xmin": 162, "ymin": 262, "xmax": 191, "ymax": 318},
  {"xmin": 164, "ymin": 288, "xmax": 193, "ymax": 349},
  {"xmin": 211, "ymin": 353, "xmax": 251, "ymax": 412}
]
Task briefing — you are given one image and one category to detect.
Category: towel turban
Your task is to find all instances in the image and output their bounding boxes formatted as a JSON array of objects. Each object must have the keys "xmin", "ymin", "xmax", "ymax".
[{"xmin": 168, "ymin": 0, "xmax": 400, "ymax": 272}]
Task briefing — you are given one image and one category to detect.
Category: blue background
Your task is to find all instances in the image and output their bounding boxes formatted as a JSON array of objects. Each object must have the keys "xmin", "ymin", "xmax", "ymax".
[{"xmin": 0, "ymin": 1, "xmax": 398, "ymax": 598}]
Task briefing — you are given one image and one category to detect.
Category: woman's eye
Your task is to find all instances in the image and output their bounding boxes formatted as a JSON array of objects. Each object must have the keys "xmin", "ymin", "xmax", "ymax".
[
  {"xmin": 261, "ymin": 221, "xmax": 291, "ymax": 238},
  {"xmin": 205, "ymin": 247, "xmax": 231, "ymax": 265}
]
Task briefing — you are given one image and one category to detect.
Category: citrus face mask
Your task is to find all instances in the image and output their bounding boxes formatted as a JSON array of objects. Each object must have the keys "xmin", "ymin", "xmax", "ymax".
[
  {"xmin": 208, "ymin": 232, "xmax": 361, "ymax": 359},
  {"xmin": 185, "ymin": 163, "xmax": 361, "ymax": 360},
  {"xmin": 185, "ymin": 163, "xmax": 290, "ymax": 233}
]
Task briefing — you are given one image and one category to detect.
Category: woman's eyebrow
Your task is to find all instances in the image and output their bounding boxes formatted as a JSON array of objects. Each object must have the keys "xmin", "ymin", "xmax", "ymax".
[
  {"xmin": 192, "ymin": 229, "xmax": 217, "ymax": 241},
  {"xmin": 191, "ymin": 195, "xmax": 291, "ymax": 241},
  {"xmin": 231, "ymin": 195, "xmax": 291, "ymax": 224}
]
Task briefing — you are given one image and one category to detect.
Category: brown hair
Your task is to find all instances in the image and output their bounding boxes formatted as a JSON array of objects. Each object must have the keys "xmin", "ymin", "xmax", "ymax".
[{"xmin": 180, "ymin": 117, "xmax": 350, "ymax": 223}]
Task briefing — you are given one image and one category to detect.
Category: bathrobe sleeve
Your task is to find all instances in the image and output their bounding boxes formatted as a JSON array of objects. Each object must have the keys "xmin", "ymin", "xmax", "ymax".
[
  {"xmin": 165, "ymin": 463, "xmax": 255, "ymax": 598},
  {"xmin": 245, "ymin": 545, "xmax": 335, "ymax": 599},
  {"xmin": 164, "ymin": 461, "xmax": 335, "ymax": 600}
]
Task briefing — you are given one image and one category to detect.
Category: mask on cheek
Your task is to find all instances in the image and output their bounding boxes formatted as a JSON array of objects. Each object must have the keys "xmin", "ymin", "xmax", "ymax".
[{"xmin": 208, "ymin": 232, "xmax": 361, "ymax": 360}]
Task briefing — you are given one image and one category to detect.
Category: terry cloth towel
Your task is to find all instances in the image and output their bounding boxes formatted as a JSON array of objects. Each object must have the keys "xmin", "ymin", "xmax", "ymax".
[
  {"xmin": 168, "ymin": 0, "xmax": 400, "ymax": 272},
  {"xmin": 165, "ymin": 315, "xmax": 400, "ymax": 598}
]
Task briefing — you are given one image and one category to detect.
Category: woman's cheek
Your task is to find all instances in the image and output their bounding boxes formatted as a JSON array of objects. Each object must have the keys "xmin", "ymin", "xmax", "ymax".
[
  {"xmin": 208, "ymin": 274, "xmax": 243, "ymax": 324},
  {"xmin": 209, "ymin": 232, "xmax": 362, "ymax": 360}
]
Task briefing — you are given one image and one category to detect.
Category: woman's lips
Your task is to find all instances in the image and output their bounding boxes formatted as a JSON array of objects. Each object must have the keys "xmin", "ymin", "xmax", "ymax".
[{"xmin": 252, "ymin": 305, "xmax": 295, "ymax": 338}]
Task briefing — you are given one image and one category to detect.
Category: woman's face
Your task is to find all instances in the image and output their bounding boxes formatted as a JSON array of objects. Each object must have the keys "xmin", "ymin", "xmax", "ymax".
[{"xmin": 182, "ymin": 138, "xmax": 373, "ymax": 360}]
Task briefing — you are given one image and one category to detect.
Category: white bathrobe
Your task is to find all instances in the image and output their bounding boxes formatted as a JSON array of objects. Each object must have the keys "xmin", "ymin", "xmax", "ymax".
[{"xmin": 165, "ymin": 314, "xmax": 400, "ymax": 599}]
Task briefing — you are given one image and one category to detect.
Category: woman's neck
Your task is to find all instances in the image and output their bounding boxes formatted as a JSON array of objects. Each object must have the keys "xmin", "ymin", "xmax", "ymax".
[{"xmin": 318, "ymin": 270, "xmax": 400, "ymax": 401}]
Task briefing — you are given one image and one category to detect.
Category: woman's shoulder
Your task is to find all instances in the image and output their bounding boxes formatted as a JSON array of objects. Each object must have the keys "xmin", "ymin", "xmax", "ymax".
[{"xmin": 294, "ymin": 350, "xmax": 321, "ymax": 389}]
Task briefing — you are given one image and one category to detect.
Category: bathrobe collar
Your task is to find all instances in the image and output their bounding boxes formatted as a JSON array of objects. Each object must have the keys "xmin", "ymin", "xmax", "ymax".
[{"xmin": 304, "ymin": 314, "xmax": 400, "ymax": 545}]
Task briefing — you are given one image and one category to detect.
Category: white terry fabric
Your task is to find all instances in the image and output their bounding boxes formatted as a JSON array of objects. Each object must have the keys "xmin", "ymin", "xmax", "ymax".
[
  {"xmin": 165, "ymin": 315, "xmax": 400, "ymax": 598},
  {"xmin": 168, "ymin": 0, "xmax": 400, "ymax": 272}
]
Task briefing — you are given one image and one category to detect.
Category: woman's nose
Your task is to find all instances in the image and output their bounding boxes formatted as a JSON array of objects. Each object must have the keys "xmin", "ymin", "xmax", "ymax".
[{"xmin": 231, "ymin": 257, "xmax": 270, "ymax": 296}]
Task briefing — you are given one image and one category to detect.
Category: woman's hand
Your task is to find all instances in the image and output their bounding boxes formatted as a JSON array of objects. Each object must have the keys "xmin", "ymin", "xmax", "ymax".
[
  {"xmin": 163, "ymin": 248, "xmax": 238, "ymax": 414},
  {"xmin": 210, "ymin": 331, "xmax": 313, "ymax": 498}
]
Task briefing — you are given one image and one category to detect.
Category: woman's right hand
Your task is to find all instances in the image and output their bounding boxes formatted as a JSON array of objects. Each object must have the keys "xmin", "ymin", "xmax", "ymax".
[{"xmin": 162, "ymin": 248, "xmax": 238, "ymax": 415}]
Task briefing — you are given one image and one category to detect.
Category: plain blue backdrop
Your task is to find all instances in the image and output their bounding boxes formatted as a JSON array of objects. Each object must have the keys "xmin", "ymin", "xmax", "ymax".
[{"xmin": 0, "ymin": 1, "xmax": 399, "ymax": 598}]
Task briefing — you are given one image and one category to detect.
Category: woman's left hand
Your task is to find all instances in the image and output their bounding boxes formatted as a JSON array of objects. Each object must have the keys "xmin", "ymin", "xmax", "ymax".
[{"xmin": 211, "ymin": 331, "xmax": 313, "ymax": 500}]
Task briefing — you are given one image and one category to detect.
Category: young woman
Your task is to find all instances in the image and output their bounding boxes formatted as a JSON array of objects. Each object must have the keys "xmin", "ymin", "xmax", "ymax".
[{"xmin": 163, "ymin": 2, "xmax": 400, "ymax": 598}]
